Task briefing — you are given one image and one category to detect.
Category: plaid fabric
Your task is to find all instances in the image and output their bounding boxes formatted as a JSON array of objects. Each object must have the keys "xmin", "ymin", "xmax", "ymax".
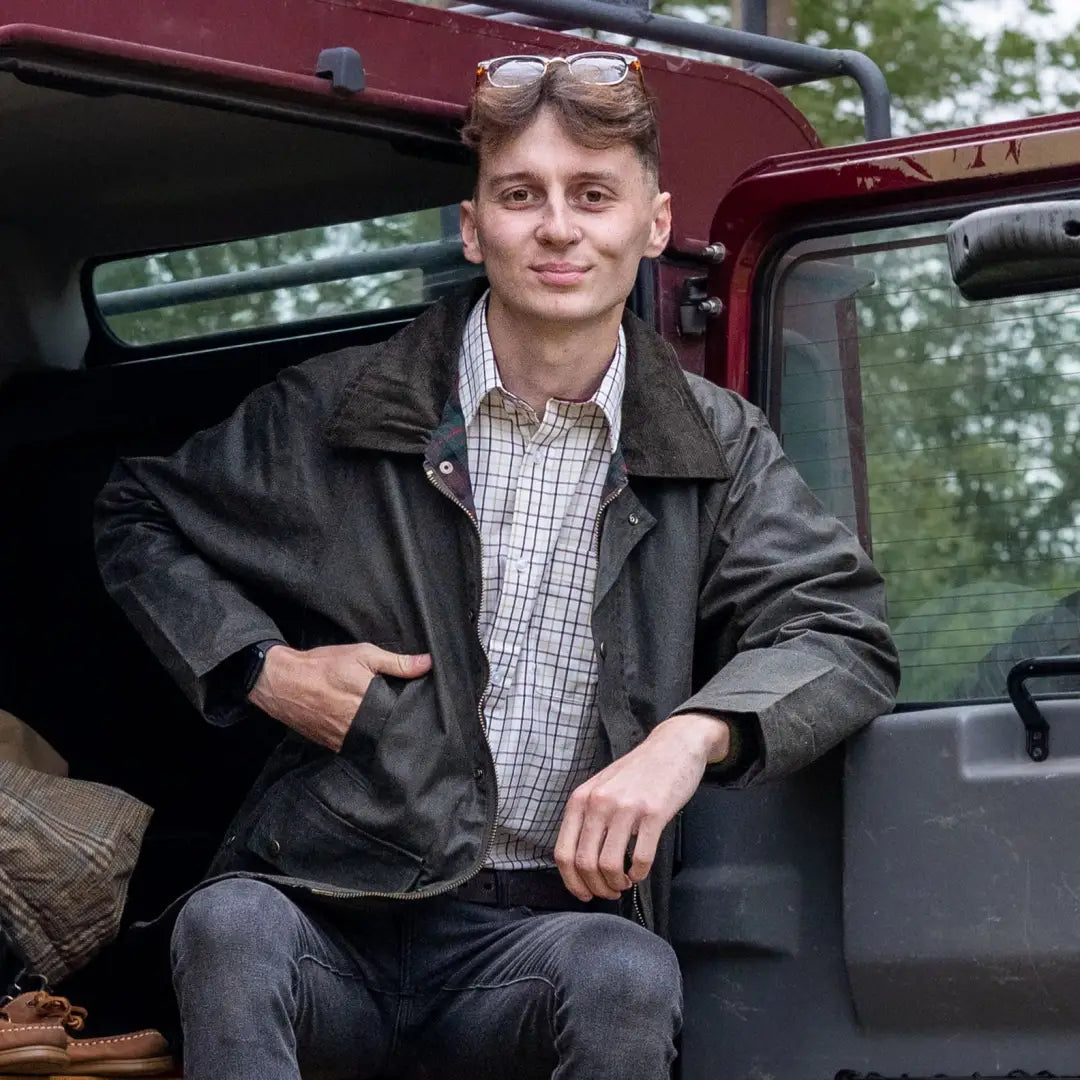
[
  {"xmin": 0, "ymin": 761, "xmax": 152, "ymax": 983},
  {"xmin": 459, "ymin": 294, "xmax": 625, "ymax": 869}
]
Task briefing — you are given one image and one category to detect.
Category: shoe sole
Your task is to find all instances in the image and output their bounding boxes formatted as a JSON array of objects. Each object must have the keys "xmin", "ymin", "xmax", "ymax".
[
  {"xmin": 0, "ymin": 1044, "xmax": 70, "ymax": 1073},
  {"xmin": 60, "ymin": 1056, "xmax": 177, "ymax": 1076}
]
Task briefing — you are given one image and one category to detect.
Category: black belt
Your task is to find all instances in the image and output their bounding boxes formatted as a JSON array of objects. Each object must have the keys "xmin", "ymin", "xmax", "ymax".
[{"xmin": 450, "ymin": 868, "xmax": 621, "ymax": 914}]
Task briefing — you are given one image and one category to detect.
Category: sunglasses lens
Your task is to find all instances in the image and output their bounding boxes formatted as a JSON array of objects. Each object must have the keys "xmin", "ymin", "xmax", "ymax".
[
  {"xmin": 486, "ymin": 57, "xmax": 547, "ymax": 87},
  {"xmin": 567, "ymin": 55, "xmax": 628, "ymax": 84}
]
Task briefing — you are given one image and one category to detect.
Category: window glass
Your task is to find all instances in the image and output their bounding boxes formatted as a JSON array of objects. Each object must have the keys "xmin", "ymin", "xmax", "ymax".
[
  {"xmin": 771, "ymin": 221, "xmax": 1080, "ymax": 702},
  {"xmin": 92, "ymin": 205, "xmax": 480, "ymax": 346}
]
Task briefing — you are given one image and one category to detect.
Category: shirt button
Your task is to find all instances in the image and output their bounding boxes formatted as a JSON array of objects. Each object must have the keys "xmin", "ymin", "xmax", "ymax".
[
  {"xmin": 438, "ymin": 460, "xmax": 454, "ymax": 475},
  {"xmin": 628, "ymin": 512, "xmax": 640, "ymax": 525}
]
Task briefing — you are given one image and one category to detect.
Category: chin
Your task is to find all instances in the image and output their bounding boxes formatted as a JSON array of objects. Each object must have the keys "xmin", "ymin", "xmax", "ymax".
[{"xmin": 515, "ymin": 290, "xmax": 619, "ymax": 326}]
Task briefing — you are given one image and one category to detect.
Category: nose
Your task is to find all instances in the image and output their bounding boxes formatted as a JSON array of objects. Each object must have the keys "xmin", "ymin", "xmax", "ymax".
[{"xmin": 535, "ymin": 199, "xmax": 580, "ymax": 247}]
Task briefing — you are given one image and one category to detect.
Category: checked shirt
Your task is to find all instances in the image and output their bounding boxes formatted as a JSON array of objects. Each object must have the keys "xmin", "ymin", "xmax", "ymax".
[{"xmin": 458, "ymin": 295, "xmax": 626, "ymax": 871}]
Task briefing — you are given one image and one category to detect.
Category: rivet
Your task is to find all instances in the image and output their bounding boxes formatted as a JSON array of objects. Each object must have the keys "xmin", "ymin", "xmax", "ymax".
[{"xmin": 438, "ymin": 460, "xmax": 454, "ymax": 475}]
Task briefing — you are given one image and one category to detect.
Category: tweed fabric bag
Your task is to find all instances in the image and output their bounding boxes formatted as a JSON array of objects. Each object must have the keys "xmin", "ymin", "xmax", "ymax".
[{"xmin": 0, "ymin": 761, "xmax": 152, "ymax": 983}]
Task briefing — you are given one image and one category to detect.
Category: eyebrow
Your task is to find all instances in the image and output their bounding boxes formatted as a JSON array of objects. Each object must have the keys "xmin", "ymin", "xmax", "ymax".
[{"xmin": 484, "ymin": 169, "xmax": 625, "ymax": 187}]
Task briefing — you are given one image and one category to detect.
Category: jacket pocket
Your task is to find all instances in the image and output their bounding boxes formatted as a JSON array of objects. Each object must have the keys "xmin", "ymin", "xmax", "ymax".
[
  {"xmin": 241, "ymin": 671, "xmax": 446, "ymax": 894},
  {"xmin": 243, "ymin": 737, "xmax": 427, "ymax": 896},
  {"xmin": 338, "ymin": 674, "xmax": 399, "ymax": 770}
]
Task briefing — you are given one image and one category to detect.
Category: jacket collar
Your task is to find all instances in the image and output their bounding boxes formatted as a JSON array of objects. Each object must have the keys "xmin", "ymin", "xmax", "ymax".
[{"xmin": 325, "ymin": 280, "xmax": 731, "ymax": 481}]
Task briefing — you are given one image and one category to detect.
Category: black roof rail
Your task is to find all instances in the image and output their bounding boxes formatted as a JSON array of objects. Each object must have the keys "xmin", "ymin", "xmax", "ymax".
[{"xmin": 453, "ymin": 0, "xmax": 892, "ymax": 140}]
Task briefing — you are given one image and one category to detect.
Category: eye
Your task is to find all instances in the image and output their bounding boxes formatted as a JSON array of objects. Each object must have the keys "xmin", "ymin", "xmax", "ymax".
[
  {"xmin": 580, "ymin": 188, "xmax": 611, "ymax": 207},
  {"xmin": 503, "ymin": 188, "xmax": 534, "ymax": 205}
]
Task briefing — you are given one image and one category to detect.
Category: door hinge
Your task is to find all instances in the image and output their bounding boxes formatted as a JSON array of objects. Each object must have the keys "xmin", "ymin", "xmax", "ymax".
[{"xmin": 678, "ymin": 276, "xmax": 724, "ymax": 337}]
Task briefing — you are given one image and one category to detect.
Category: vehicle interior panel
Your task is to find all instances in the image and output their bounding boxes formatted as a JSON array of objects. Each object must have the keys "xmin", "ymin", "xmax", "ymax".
[{"xmin": 0, "ymin": 309, "xmax": 419, "ymax": 1033}]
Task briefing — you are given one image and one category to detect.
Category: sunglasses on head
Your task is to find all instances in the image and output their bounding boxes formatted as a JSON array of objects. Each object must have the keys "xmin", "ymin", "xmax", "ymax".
[{"xmin": 475, "ymin": 51, "xmax": 645, "ymax": 90}]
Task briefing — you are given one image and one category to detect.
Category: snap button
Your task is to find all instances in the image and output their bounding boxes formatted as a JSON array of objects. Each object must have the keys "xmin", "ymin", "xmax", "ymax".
[
  {"xmin": 438, "ymin": 460, "xmax": 454, "ymax": 475},
  {"xmin": 474, "ymin": 767, "xmax": 485, "ymax": 782},
  {"xmin": 268, "ymin": 838, "xmax": 282, "ymax": 857},
  {"xmin": 598, "ymin": 641, "xmax": 606, "ymax": 659},
  {"xmin": 628, "ymin": 512, "xmax": 640, "ymax": 525}
]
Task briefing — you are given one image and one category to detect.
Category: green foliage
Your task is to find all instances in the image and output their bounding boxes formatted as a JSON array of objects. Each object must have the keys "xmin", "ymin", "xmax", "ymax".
[
  {"xmin": 94, "ymin": 207, "xmax": 472, "ymax": 346},
  {"xmin": 653, "ymin": 0, "xmax": 1080, "ymax": 146},
  {"xmin": 778, "ymin": 226, "xmax": 1080, "ymax": 701}
]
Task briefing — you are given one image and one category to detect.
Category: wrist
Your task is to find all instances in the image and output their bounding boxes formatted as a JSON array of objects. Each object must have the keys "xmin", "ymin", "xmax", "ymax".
[
  {"xmin": 246, "ymin": 641, "xmax": 293, "ymax": 707},
  {"xmin": 659, "ymin": 711, "xmax": 733, "ymax": 765}
]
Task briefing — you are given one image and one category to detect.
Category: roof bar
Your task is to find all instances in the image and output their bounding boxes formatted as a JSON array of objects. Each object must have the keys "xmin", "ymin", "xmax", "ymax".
[
  {"xmin": 453, "ymin": 0, "xmax": 892, "ymax": 140},
  {"xmin": 97, "ymin": 238, "xmax": 469, "ymax": 317}
]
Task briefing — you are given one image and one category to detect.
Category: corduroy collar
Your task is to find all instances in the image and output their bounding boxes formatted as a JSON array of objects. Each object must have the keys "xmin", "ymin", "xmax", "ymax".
[{"xmin": 325, "ymin": 281, "xmax": 730, "ymax": 481}]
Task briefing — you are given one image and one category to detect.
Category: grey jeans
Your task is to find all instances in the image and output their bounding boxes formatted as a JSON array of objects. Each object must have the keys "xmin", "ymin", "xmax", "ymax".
[{"xmin": 171, "ymin": 877, "xmax": 682, "ymax": 1080}]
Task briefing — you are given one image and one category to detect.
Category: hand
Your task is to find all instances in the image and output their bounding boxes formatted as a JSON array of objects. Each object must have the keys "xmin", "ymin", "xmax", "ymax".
[
  {"xmin": 248, "ymin": 643, "xmax": 431, "ymax": 752},
  {"xmin": 554, "ymin": 712, "xmax": 731, "ymax": 901}
]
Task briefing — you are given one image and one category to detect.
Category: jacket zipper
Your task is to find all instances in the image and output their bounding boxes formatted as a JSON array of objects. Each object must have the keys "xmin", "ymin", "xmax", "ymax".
[
  {"xmin": 591, "ymin": 482, "xmax": 625, "ymax": 557},
  {"xmin": 308, "ymin": 465, "xmax": 498, "ymax": 904}
]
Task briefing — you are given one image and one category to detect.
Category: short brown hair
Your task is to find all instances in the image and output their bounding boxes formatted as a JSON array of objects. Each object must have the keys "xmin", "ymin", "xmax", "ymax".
[{"xmin": 462, "ymin": 62, "xmax": 660, "ymax": 184}]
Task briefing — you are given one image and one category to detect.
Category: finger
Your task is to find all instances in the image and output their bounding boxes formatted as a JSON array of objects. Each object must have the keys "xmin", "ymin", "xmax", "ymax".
[
  {"xmin": 574, "ymin": 800, "xmax": 623, "ymax": 900},
  {"xmin": 596, "ymin": 810, "xmax": 637, "ymax": 895},
  {"xmin": 626, "ymin": 817, "xmax": 663, "ymax": 883},
  {"xmin": 361, "ymin": 646, "xmax": 432, "ymax": 679},
  {"xmin": 554, "ymin": 794, "xmax": 591, "ymax": 902}
]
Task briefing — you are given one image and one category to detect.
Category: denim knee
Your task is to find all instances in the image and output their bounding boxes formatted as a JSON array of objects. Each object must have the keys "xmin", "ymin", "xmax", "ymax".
[
  {"xmin": 556, "ymin": 915, "xmax": 683, "ymax": 1023},
  {"xmin": 171, "ymin": 877, "xmax": 300, "ymax": 971}
]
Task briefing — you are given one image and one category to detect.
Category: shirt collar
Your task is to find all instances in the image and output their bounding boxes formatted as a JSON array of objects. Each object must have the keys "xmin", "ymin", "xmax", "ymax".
[{"xmin": 458, "ymin": 291, "xmax": 626, "ymax": 451}]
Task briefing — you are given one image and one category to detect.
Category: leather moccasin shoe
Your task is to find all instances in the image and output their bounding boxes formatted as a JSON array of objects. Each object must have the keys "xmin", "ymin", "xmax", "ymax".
[
  {"xmin": 1, "ymin": 991, "xmax": 175, "ymax": 1077},
  {"xmin": 0, "ymin": 999, "xmax": 70, "ymax": 1075}
]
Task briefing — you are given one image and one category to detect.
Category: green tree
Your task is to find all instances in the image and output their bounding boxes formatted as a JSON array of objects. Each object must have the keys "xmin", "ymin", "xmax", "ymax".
[{"xmin": 648, "ymin": 0, "xmax": 1080, "ymax": 145}]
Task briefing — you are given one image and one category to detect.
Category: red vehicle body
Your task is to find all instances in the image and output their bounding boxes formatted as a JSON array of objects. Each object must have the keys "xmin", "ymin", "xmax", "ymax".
[{"xmin": 5, "ymin": 1, "xmax": 1080, "ymax": 1077}]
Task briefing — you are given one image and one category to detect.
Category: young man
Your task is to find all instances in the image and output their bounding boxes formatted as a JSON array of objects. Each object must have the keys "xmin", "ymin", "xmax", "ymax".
[{"xmin": 95, "ymin": 54, "xmax": 898, "ymax": 1080}]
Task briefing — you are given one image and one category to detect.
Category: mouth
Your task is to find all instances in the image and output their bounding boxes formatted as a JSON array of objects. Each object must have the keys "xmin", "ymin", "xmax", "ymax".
[{"xmin": 531, "ymin": 263, "xmax": 589, "ymax": 285}]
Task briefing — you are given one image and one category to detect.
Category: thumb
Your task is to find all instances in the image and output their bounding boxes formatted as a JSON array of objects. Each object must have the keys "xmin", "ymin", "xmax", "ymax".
[{"xmin": 365, "ymin": 647, "xmax": 432, "ymax": 679}]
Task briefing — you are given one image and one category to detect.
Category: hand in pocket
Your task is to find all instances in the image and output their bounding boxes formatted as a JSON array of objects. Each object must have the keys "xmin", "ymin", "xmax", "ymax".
[{"xmin": 249, "ymin": 643, "xmax": 431, "ymax": 751}]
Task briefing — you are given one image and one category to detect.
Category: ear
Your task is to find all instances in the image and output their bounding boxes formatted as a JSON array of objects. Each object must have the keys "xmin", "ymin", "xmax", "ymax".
[
  {"xmin": 460, "ymin": 199, "xmax": 485, "ymax": 266},
  {"xmin": 643, "ymin": 191, "xmax": 672, "ymax": 258}
]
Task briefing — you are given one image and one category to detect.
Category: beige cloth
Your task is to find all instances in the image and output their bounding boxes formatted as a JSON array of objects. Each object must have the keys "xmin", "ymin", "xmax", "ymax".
[
  {"xmin": 0, "ymin": 708, "xmax": 67, "ymax": 776},
  {"xmin": 0, "ymin": 761, "xmax": 152, "ymax": 982}
]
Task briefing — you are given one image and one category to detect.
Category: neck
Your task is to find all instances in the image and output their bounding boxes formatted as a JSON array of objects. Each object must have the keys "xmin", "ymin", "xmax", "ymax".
[{"xmin": 485, "ymin": 292, "xmax": 623, "ymax": 414}]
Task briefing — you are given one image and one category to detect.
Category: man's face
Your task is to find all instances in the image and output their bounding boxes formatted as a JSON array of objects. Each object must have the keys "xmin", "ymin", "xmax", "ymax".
[{"xmin": 460, "ymin": 108, "xmax": 671, "ymax": 331}]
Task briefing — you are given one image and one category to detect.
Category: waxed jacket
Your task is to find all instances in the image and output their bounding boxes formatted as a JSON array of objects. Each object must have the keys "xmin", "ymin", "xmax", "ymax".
[{"xmin": 93, "ymin": 286, "xmax": 899, "ymax": 934}]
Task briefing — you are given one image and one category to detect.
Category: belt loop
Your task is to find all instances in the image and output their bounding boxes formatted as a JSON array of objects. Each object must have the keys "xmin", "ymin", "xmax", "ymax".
[{"xmin": 495, "ymin": 870, "xmax": 509, "ymax": 907}]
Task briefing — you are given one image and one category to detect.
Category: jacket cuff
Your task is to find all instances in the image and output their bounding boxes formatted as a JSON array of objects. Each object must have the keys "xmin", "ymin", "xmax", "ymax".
[
  {"xmin": 668, "ymin": 709, "xmax": 761, "ymax": 782},
  {"xmin": 204, "ymin": 638, "xmax": 287, "ymax": 727}
]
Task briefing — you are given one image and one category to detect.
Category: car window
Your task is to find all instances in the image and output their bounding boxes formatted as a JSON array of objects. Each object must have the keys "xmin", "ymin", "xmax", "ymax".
[
  {"xmin": 769, "ymin": 220, "xmax": 1080, "ymax": 703},
  {"xmin": 92, "ymin": 204, "xmax": 478, "ymax": 347}
]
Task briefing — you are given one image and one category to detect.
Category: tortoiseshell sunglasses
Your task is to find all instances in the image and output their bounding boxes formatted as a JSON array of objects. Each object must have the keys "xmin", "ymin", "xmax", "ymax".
[{"xmin": 475, "ymin": 52, "xmax": 645, "ymax": 90}]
